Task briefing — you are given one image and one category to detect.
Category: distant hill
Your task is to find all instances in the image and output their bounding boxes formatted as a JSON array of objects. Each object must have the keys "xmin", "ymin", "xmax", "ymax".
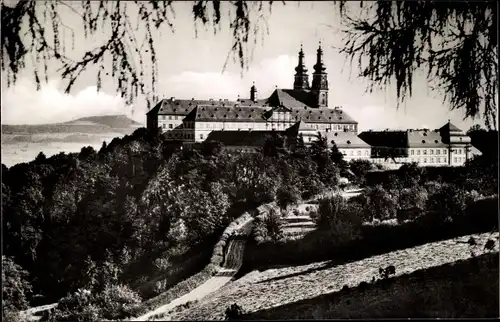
[{"xmin": 2, "ymin": 115, "xmax": 143, "ymax": 135}]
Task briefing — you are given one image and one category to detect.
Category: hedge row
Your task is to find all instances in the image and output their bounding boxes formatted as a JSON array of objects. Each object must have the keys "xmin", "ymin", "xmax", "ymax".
[{"xmin": 132, "ymin": 211, "xmax": 255, "ymax": 319}]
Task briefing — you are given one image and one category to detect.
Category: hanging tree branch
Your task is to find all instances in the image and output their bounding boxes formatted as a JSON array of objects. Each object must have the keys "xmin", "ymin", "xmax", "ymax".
[{"xmin": 335, "ymin": 1, "xmax": 498, "ymax": 129}]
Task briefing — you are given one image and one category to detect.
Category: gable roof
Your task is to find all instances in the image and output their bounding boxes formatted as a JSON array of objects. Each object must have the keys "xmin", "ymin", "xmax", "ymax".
[
  {"xmin": 325, "ymin": 131, "xmax": 370, "ymax": 148},
  {"xmin": 205, "ymin": 130, "xmax": 286, "ymax": 147}
]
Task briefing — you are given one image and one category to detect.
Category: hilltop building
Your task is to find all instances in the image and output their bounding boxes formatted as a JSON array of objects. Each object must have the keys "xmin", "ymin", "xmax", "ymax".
[{"xmin": 146, "ymin": 44, "xmax": 474, "ymax": 168}]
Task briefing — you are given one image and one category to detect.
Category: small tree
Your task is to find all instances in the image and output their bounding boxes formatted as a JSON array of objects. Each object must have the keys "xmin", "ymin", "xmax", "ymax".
[
  {"xmin": 363, "ymin": 185, "xmax": 398, "ymax": 221},
  {"xmin": 276, "ymin": 185, "xmax": 300, "ymax": 211},
  {"xmin": 426, "ymin": 184, "xmax": 478, "ymax": 223}
]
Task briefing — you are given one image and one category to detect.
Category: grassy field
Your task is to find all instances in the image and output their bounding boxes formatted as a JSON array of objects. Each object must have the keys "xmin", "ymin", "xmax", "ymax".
[
  {"xmin": 169, "ymin": 232, "xmax": 499, "ymax": 320},
  {"xmin": 244, "ymin": 252, "xmax": 499, "ymax": 319}
]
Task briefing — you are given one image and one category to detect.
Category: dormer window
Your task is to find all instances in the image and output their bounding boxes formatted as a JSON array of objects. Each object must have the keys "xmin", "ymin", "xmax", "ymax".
[
  {"xmin": 435, "ymin": 140, "xmax": 438, "ymax": 143},
  {"xmin": 347, "ymin": 140, "xmax": 351, "ymax": 144},
  {"xmin": 422, "ymin": 140, "xmax": 426, "ymax": 143}
]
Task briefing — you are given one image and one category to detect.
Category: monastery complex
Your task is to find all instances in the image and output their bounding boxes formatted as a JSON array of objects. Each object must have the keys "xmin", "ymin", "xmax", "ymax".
[{"xmin": 147, "ymin": 44, "xmax": 479, "ymax": 168}]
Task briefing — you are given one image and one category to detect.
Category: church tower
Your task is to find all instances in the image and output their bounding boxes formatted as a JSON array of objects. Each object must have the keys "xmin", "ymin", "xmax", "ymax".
[
  {"xmin": 311, "ymin": 42, "xmax": 329, "ymax": 108},
  {"xmin": 293, "ymin": 44, "xmax": 310, "ymax": 90}
]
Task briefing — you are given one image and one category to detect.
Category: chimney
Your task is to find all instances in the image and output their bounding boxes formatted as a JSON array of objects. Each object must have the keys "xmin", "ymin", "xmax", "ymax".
[{"xmin": 250, "ymin": 81, "xmax": 258, "ymax": 102}]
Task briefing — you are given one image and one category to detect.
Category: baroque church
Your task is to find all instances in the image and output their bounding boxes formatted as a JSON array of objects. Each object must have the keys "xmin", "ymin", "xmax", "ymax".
[{"xmin": 146, "ymin": 44, "xmax": 476, "ymax": 168}]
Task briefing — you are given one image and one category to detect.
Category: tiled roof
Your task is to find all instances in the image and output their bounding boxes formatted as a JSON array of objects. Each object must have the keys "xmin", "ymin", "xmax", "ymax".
[
  {"xmin": 359, "ymin": 130, "xmax": 408, "ymax": 148},
  {"xmin": 407, "ymin": 129, "xmax": 447, "ymax": 148},
  {"xmin": 147, "ymin": 98, "xmax": 240, "ymax": 116},
  {"xmin": 325, "ymin": 131, "xmax": 370, "ymax": 148},
  {"xmin": 193, "ymin": 105, "xmax": 269, "ymax": 122},
  {"xmin": 147, "ymin": 91, "xmax": 358, "ymax": 125},
  {"xmin": 205, "ymin": 130, "xmax": 286, "ymax": 147},
  {"xmin": 275, "ymin": 89, "xmax": 316, "ymax": 108},
  {"xmin": 236, "ymin": 98, "xmax": 270, "ymax": 107},
  {"xmin": 439, "ymin": 121, "xmax": 463, "ymax": 133}
]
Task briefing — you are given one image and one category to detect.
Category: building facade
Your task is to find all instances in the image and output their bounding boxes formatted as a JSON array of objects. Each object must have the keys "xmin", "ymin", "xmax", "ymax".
[{"xmin": 146, "ymin": 44, "xmax": 474, "ymax": 168}]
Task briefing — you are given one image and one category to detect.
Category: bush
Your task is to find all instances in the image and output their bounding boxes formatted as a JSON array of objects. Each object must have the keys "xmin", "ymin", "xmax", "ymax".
[
  {"xmin": 426, "ymin": 184, "xmax": 480, "ymax": 223},
  {"xmin": 225, "ymin": 303, "xmax": 244, "ymax": 320},
  {"xmin": 276, "ymin": 185, "xmax": 300, "ymax": 210},
  {"xmin": 2, "ymin": 256, "xmax": 32, "ymax": 311},
  {"xmin": 313, "ymin": 195, "xmax": 363, "ymax": 244},
  {"xmin": 96, "ymin": 284, "xmax": 142, "ymax": 320},
  {"xmin": 48, "ymin": 284, "xmax": 142, "ymax": 322},
  {"xmin": 395, "ymin": 186, "xmax": 428, "ymax": 223},
  {"xmin": 363, "ymin": 185, "xmax": 398, "ymax": 221}
]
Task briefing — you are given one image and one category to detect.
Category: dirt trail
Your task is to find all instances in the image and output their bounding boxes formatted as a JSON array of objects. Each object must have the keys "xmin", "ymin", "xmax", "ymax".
[{"xmin": 132, "ymin": 220, "xmax": 252, "ymax": 321}]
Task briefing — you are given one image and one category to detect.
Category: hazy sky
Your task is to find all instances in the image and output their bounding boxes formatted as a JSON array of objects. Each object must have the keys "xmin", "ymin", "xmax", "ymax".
[{"xmin": 1, "ymin": 1, "xmax": 488, "ymax": 131}]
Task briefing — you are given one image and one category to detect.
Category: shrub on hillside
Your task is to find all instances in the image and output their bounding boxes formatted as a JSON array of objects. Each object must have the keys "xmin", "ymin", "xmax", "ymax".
[
  {"xmin": 2, "ymin": 256, "xmax": 32, "ymax": 312},
  {"xmin": 348, "ymin": 159, "xmax": 374, "ymax": 185},
  {"xmin": 398, "ymin": 162, "xmax": 425, "ymax": 187},
  {"xmin": 225, "ymin": 303, "xmax": 244, "ymax": 320},
  {"xmin": 423, "ymin": 180, "xmax": 444, "ymax": 195},
  {"xmin": 396, "ymin": 186, "xmax": 428, "ymax": 223},
  {"xmin": 363, "ymin": 185, "xmax": 398, "ymax": 221},
  {"xmin": 426, "ymin": 184, "xmax": 481, "ymax": 223},
  {"xmin": 48, "ymin": 284, "xmax": 141, "ymax": 322},
  {"xmin": 313, "ymin": 194, "xmax": 363, "ymax": 244},
  {"xmin": 276, "ymin": 185, "xmax": 300, "ymax": 210},
  {"xmin": 252, "ymin": 209, "xmax": 285, "ymax": 244}
]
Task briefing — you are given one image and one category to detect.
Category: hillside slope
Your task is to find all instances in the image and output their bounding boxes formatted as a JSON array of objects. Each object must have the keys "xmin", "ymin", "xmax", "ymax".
[
  {"xmin": 169, "ymin": 232, "xmax": 499, "ymax": 321},
  {"xmin": 2, "ymin": 115, "xmax": 142, "ymax": 134}
]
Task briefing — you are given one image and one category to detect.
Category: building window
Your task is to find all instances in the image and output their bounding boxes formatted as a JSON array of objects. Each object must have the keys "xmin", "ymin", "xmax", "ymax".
[
  {"xmin": 417, "ymin": 150, "xmax": 420, "ymax": 155},
  {"xmin": 411, "ymin": 150, "xmax": 414, "ymax": 155},
  {"xmin": 349, "ymin": 150, "xmax": 353, "ymax": 156},
  {"xmin": 424, "ymin": 158, "xmax": 427, "ymax": 163},
  {"xmin": 454, "ymin": 157, "xmax": 457, "ymax": 163},
  {"xmin": 430, "ymin": 149, "xmax": 434, "ymax": 154},
  {"xmin": 436, "ymin": 149, "xmax": 440, "ymax": 155},
  {"xmin": 169, "ymin": 124, "xmax": 173, "ymax": 129},
  {"xmin": 365, "ymin": 150, "xmax": 369, "ymax": 156},
  {"xmin": 431, "ymin": 157, "xmax": 434, "ymax": 163},
  {"xmin": 423, "ymin": 149, "xmax": 428, "ymax": 155},
  {"xmin": 168, "ymin": 115, "xmax": 172, "ymax": 120},
  {"xmin": 200, "ymin": 134, "xmax": 204, "ymax": 140},
  {"xmin": 357, "ymin": 150, "xmax": 361, "ymax": 156},
  {"xmin": 162, "ymin": 124, "xmax": 166, "ymax": 128},
  {"xmin": 175, "ymin": 116, "xmax": 178, "ymax": 120}
]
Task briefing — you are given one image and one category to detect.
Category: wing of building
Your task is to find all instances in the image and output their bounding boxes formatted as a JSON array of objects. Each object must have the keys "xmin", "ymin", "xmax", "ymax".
[{"xmin": 146, "ymin": 44, "xmax": 474, "ymax": 168}]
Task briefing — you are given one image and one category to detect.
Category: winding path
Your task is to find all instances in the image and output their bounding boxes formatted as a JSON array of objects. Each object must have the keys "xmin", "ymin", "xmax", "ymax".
[
  {"xmin": 132, "ymin": 220, "xmax": 253, "ymax": 321},
  {"xmin": 133, "ymin": 190, "xmax": 363, "ymax": 321}
]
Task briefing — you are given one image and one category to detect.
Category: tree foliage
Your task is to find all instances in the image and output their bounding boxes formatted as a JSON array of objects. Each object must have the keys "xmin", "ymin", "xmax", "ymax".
[
  {"xmin": 337, "ymin": 1, "xmax": 498, "ymax": 129},
  {"xmin": 1, "ymin": 0, "xmax": 279, "ymax": 109}
]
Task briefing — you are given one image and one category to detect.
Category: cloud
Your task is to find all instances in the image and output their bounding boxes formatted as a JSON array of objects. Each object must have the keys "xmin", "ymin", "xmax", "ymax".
[{"xmin": 1, "ymin": 79, "xmax": 145, "ymax": 125}]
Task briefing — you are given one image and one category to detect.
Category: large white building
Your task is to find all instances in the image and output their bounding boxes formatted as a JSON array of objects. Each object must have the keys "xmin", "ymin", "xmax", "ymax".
[{"xmin": 146, "ymin": 44, "xmax": 475, "ymax": 168}]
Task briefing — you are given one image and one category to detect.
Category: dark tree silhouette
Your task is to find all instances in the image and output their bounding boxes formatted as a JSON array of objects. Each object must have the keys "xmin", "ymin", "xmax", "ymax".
[
  {"xmin": 2, "ymin": 1, "xmax": 496, "ymax": 127},
  {"xmin": 1, "ymin": 0, "xmax": 279, "ymax": 109},
  {"xmin": 336, "ymin": 1, "xmax": 498, "ymax": 129}
]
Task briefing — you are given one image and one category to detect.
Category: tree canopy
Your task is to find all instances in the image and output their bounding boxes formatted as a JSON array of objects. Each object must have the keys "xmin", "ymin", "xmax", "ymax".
[{"xmin": 1, "ymin": 1, "xmax": 497, "ymax": 127}]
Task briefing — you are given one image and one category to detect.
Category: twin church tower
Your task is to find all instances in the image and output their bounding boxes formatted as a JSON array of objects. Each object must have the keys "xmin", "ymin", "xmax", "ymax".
[{"xmin": 294, "ymin": 42, "xmax": 329, "ymax": 108}]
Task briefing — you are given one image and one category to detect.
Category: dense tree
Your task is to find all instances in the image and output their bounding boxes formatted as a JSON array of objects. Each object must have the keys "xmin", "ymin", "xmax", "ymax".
[
  {"xmin": 313, "ymin": 194, "xmax": 363, "ymax": 244},
  {"xmin": 2, "ymin": 256, "xmax": 33, "ymax": 311},
  {"xmin": 3, "ymin": 1, "xmax": 494, "ymax": 125},
  {"xmin": 363, "ymin": 185, "xmax": 398, "ymax": 221}
]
